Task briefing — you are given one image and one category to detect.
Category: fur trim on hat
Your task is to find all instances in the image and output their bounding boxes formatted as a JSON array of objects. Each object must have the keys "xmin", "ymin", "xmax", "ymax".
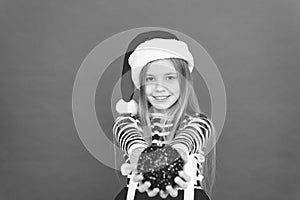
[{"xmin": 116, "ymin": 99, "xmax": 138, "ymax": 115}]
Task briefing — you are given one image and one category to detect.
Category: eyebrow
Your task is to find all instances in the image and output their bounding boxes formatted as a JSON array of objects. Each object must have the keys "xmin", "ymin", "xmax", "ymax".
[
  {"xmin": 146, "ymin": 73, "xmax": 177, "ymax": 76},
  {"xmin": 165, "ymin": 73, "xmax": 177, "ymax": 76}
]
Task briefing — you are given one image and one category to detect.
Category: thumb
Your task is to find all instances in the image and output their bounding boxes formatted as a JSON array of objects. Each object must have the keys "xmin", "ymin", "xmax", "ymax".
[{"xmin": 120, "ymin": 163, "xmax": 132, "ymax": 176}]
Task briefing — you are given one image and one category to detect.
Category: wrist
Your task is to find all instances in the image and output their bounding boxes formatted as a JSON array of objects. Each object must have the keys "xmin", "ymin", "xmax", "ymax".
[
  {"xmin": 131, "ymin": 146, "xmax": 146, "ymax": 155},
  {"xmin": 171, "ymin": 143, "xmax": 189, "ymax": 155},
  {"xmin": 129, "ymin": 146, "xmax": 146, "ymax": 164},
  {"xmin": 128, "ymin": 143, "xmax": 147, "ymax": 155},
  {"xmin": 171, "ymin": 143, "xmax": 189, "ymax": 163}
]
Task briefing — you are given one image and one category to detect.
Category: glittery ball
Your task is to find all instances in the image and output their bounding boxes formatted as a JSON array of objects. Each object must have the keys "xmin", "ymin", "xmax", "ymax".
[{"xmin": 137, "ymin": 144, "xmax": 184, "ymax": 191}]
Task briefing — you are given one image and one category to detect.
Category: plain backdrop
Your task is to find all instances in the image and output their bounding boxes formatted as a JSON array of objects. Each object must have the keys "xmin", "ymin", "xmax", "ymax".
[{"xmin": 0, "ymin": 0, "xmax": 299, "ymax": 199}]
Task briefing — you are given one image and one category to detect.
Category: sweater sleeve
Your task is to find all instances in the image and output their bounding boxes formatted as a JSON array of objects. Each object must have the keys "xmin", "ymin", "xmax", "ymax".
[
  {"xmin": 112, "ymin": 113, "xmax": 148, "ymax": 155},
  {"xmin": 169, "ymin": 113, "xmax": 214, "ymax": 154}
]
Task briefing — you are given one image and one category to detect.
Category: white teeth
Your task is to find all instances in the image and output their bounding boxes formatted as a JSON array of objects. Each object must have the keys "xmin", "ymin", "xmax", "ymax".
[{"xmin": 154, "ymin": 96, "xmax": 168, "ymax": 100}]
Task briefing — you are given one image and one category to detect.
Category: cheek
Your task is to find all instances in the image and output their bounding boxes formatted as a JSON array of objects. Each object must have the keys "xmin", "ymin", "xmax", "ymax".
[
  {"xmin": 145, "ymin": 85, "xmax": 153, "ymax": 95},
  {"xmin": 169, "ymin": 83, "xmax": 180, "ymax": 95}
]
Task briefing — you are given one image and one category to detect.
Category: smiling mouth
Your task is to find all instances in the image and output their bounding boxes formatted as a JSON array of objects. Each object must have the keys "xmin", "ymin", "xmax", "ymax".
[{"xmin": 153, "ymin": 96, "xmax": 170, "ymax": 100}]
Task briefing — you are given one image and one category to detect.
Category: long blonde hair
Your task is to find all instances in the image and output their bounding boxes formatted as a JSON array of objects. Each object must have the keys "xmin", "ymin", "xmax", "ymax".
[{"xmin": 137, "ymin": 58, "xmax": 216, "ymax": 197}]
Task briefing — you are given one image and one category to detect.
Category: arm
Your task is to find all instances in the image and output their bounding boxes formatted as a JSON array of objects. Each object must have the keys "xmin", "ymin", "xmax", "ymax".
[
  {"xmin": 112, "ymin": 113, "xmax": 148, "ymax": 156},
  {"xmin": 113, "ymin": 114, "xmax": 160, "ymax": 197},
  {"xmin": 169, "ymin": 113, "xmax": 214, "ymax": 155},
  {"xmin": 162, "ymin": 113, "xmax": 213, "ymax": 198}
]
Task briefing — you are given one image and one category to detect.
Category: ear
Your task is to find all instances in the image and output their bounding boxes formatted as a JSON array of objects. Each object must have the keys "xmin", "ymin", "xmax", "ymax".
[{"xmin": 115, "ymin": 99, "xmax": 138, "ymax": 115}]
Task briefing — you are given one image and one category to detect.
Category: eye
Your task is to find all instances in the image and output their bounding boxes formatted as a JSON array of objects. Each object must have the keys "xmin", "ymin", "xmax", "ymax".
[
  {"xmin": 146, "ymin": 77, "xmax": 154, "ymax": 82},
  {"xmin": 166, "ymin": 75, "xmax": 177, "ymax": 80}
]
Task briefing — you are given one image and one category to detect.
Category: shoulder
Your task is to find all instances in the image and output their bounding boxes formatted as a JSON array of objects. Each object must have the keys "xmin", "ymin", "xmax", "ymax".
[
  {"xmin": 182, "ymin": 112, "xmax": 212, "ymax": 126},
  {"xmin": 184, "ymin": 112, "xmax": 209, "ymax": 120},
  {"xmin": 113, "ymin": 113, "xmax": 141, "ymax": 125},
  {"xmin": 115, "ymin": 113, "xmax": 139, "ymax": 120}
]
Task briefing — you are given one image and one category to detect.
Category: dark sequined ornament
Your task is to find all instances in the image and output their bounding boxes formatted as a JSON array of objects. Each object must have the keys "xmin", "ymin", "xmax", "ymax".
[{"xmin": 137, "ymin": 144, "xmax": 184, "ymax": 191}]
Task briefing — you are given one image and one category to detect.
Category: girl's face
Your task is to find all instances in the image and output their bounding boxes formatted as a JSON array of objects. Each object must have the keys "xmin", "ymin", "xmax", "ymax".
[{"xmin": 145, "ymin": 59, "xmax": 180, "ymax": 112}]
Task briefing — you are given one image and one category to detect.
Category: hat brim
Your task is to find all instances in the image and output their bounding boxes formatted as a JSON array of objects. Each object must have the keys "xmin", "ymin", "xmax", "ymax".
[{"xmin": 130, "ymin": 49, "xmax": 193, "ymax": 88}]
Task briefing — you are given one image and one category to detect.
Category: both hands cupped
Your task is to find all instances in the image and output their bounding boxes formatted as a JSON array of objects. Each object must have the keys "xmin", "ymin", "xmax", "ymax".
[
  {"xmin": 132, "ymin": 171, "xmax": 191, "ymax": 199},
  {"xmin": 122, "ymin": 146, "xmax": 191, "ymax": 198}
]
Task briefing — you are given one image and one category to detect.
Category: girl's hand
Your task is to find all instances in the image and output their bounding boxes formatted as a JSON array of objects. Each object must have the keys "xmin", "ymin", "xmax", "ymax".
[
  {"xmin": 127, "ymin": 145, "xmax": 191, "ymax": 198},
  {"xmin": 122, "ymin": 160, "xmax": 160, "ymax": 197},
  {"xmin": 133, "ymin": 174, "xmax": 160, "ymax": 197},
  {"xmin": 120, "ymin": 162, "xmax": 137, "ymax": 176},
  {"xmin": 120, "ymin": 146, "xmax": 145, "ymax": 176},
  {"xmin": 164, "ymin": 171, "xmax": 191, "ymax": 198},
  {"xmin": 161, "ymin": 145, "xmax": 191, "ymax": 198},
  {"xmin": 132, "ymin": 170, "xmax": 191, "ymax": 199}
]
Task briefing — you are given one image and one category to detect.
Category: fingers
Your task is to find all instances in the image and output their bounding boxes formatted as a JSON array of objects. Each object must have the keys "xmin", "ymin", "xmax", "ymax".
[
  {"xmin": 138, "ymin": 181, "xmax": 150, "ymax": 193},
  {"xmin": 136, "ymin": 180, "xmax": 159, "ymax": 198},
  {"xmin": 174, "ymin": 176, "xmax": 188, "ymax": 189},
  {"xmin": 159, "ymin": 189, "xmax": 169, "ymax": 199},
  {"xmin": 178, "ymin": 171, "xmax": 191, "ymax": 182},
  {"xmin": 146, "ymin": 188, "xmax": 159, "ymax": 197},
  {"xmin": 120, "ymin": 163, "xmax": 131, "ymax": 176},
  {"xmin": 174, "ymin": 171, "xmax": 191, "ymax": 189},
  {"xmin": 132, "ymin": 174, "xmax": 143, "ymax": 182},
  {"xmin": 120, "ymin": 162, "xmax": 139, "ymax": 176},
  {"xmin": 133, "ymin": 171, "xmax": 189, "ymax": 198},
  {"xmin": 166, "ymin": 185, "xmax": 178, "ymax": 198}
]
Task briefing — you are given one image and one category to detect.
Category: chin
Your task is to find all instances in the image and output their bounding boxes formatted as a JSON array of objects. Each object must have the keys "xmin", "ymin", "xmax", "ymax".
[
  {"xmin": 152, "ymin": 103, "xmax": 174, "ymax": 111},
  {"xmin": 148, "ymin": 98, "xmax": 178, "ymax": 111}
]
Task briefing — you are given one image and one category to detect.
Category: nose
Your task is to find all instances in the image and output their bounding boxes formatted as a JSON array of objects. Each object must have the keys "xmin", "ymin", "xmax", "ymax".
[{"xmin": 154, "ymin": 82, "xmax": 166, "ymax": 92}]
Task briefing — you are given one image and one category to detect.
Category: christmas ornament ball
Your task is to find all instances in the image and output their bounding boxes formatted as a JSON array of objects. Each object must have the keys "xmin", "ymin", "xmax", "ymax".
[{"xmin": 137, "ymin": 144, "xmax": 185, "ymax": 191}]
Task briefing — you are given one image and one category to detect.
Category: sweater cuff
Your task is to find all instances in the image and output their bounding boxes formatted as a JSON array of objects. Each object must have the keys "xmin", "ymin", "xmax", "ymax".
[
  {"xmin": 127, "ymin": 143, "xmax": 147, "ymax": 155},
  {"xmin": 170, "ymin": 143, "xmax": 189, "ymax": 156}
]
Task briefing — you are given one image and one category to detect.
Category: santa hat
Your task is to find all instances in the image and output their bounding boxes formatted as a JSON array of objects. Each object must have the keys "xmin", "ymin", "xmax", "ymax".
[
  {"xmin": 129, "ymin": 38, "xmax": 194, "ymax": 89},
  {"xmin": 115, "ymin": 32, "xmax": 194, "ymax": 115}
]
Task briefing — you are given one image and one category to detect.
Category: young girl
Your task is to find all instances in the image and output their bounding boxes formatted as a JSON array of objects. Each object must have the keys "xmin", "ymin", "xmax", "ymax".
[{"xmin": 113, "ymin": 32, "xmax": 216, "ymax": 200}]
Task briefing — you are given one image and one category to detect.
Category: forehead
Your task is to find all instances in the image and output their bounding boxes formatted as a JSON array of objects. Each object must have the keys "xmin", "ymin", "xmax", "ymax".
[{"xmin": 146, "ymin": 59, "xmax": 176, "ymax": 74}]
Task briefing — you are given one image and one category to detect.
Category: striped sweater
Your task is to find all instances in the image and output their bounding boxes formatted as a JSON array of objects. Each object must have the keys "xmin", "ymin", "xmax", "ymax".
[
  {"xmin": 112, "ymin": 111, "xmax": 214, "ymax": 188},
  {"xmin": 112, "ymin": 112, "xmax": 213, "ymax": 158}
]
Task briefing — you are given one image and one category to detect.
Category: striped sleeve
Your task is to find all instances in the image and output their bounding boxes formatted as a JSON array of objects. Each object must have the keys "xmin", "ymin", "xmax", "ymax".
[
  {"xmin": 169, "ymin": 113, "xmax": 214, "ymax": 154},
  {"xmin": 112, "ymin": 113, "xmax": 148, "ymax": 155}
]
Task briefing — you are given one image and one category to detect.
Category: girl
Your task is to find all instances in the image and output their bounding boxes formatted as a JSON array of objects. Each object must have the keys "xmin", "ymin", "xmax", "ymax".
[{"xmin": 113, "ymin": 32, "xmax": 216, "ymax": 200}]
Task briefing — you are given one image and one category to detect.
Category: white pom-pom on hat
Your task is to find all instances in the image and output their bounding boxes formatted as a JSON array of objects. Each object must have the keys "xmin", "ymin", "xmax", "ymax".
[{"xmin": 116, "ymin": 99, "xmax": 138, "ymax": 115}]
